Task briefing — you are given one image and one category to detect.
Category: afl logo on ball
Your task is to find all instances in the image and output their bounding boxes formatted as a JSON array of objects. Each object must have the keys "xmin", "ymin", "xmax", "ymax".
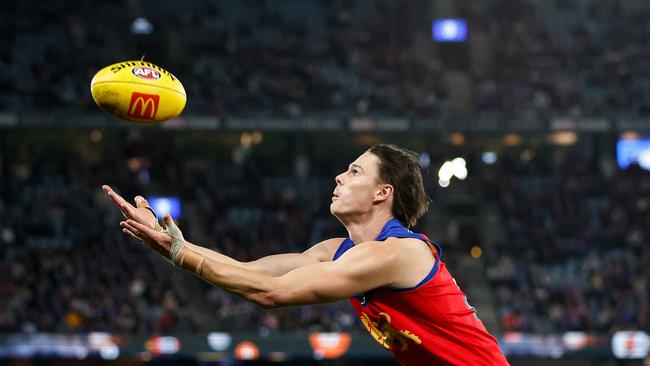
[{"xmin": 131, "ymin": 66, "xmax": 161, "ymax": 80}]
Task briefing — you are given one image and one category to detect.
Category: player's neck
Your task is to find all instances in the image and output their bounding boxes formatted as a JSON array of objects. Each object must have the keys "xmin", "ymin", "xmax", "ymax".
[{"xmin": 344, "ymin": 212, "xmax": 394, "ymax": 245}]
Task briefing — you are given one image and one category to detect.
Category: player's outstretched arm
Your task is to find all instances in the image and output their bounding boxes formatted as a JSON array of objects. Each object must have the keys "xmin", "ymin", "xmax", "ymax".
[
  {"xmin": 122, "ymin": 216, "xmax": 400, "ymax": 308},
  {"xmin": 102, "ymin": 185, "xmax": 341, "ymax": 275},
  {"xmin": 244, "ymin": 238, "xmax": 344, "ymax": 276}
]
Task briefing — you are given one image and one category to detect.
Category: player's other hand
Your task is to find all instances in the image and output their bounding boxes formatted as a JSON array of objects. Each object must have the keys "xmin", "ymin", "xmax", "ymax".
[
  {"xmin": 102, "ymin": 185, "xmax": 160, "ymax": 230},
  {"xmin": 102, "ymin": 185, "xmax": 173, "ymax": 258},
  {"xmin": 120, "ymin": 215, "xmax": 175, "ymax": 259}
]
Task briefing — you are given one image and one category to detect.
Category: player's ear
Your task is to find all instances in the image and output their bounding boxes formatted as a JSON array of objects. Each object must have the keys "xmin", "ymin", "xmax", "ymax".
[{"xmin": 374, "ymin": 183, "xmax": 393, "ymax": 203}]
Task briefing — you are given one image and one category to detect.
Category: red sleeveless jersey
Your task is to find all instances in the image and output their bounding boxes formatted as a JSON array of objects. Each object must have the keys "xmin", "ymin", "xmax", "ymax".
[{"xmin": 333, "ymin": 219, "xmax": 509, "ymax": 366}]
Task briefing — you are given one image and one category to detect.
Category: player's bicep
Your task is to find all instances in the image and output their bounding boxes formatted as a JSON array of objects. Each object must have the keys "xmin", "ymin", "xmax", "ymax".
[
  {"xmin": 272, "ymin": 243, "xmax": 396, "ymax": 306},
  {"xmin": 302, "ymin": 237, "xmax": 345, "ymax": 262}
]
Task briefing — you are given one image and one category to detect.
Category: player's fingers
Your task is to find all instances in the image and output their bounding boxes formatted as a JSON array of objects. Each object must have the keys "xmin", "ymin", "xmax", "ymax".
[
  {"xmin": 122, "ymin": 227, "xmax": 144, "ymax": 242},
  {"xmin": 163, "ymin": 214, "xmax": 184, "ymax": 240},
  {"xmin": 121, "ymin": 221, "xmax": 155, "ymax": 244},
  {"xmin": 126, "ymin": 219, "xmax": 160, "ymax": 240},
  {"xmin": 103, "ymin": 185, "xmax": 124, "ymax": 203},
  {"xmin": 133, "ymin": 196, "xmax": 161, "ymax": 230},
  {"xmin": 120, "ymin": 202, "xmax": 138, "ymax": 219},
  {"xmin": 120, "ymin": 220, "xmax": 140, "ymax": 234},
  {"xmin": 110, "ymin": 193, "xmax": 130, "ymax": 209},
  {"xmin": 134, "ymin": 195, "xmax": 149, "ymax": 208},
  {"xmin": 120, "ymin": 220, "xmax": 143, "ymax": 237},
  {"xmin": 120, "ymin": 219, "xmax": 147, "ymax": 239},
  {"xmin": 105, "ymin": 187, "xmax": 137, "ymax": 217}
]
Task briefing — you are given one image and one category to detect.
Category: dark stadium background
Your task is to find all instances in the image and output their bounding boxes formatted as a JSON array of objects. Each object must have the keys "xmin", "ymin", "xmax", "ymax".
[{"xmin": 1, "ymin": 0, "xmax": 650, "ymax": 365}]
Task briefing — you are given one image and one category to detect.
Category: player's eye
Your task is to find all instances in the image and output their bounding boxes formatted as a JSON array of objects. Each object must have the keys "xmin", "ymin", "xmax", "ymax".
[{"xmin": 350, "ymin": 169, "xmax": 359, "ymax": 176}]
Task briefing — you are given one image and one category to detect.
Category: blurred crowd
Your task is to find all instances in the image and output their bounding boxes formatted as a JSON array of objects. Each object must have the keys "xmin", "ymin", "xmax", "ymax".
[
  {"xmin": 484, "ymin": 149, "xmax": 650, "ymax": 333},
  {"xmin": 0, "ymin": 132, "xmax": 357, "ymax": 334},
  {"xmin": 473, "ymin": 0, "xmax": 650, "ymax": 119},
  {"xmin": 4, "ymin": 0, "xmax": 650, "ymax": 118},
  {"xmin": 0, "ymin": 137, "xmax": 194, "ymax": 334}
]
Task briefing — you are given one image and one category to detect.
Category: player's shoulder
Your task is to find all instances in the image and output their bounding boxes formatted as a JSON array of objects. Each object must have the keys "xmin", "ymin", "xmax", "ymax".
[
  {"xmin": 369, "ymin": 237, "xmax": 435, "ymax": 260},
  {"xmin": 303, "ymin": 237, "xmax": 346, "ymax": 262},
  {"xmin": 383, "ymin": 236, "xmax": 430, "ymax": 250},
  {"xmin": 360, "ymin": 237, "xmax": 438, "ymax": 287},
  {"xmin": 353, "ymin": 237, "xmax": 424, "ymax": 251}
]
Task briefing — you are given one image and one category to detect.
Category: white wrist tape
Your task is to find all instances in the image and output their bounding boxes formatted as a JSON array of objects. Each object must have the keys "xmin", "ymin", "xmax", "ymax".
[{"xmin": 166, "ymin": 218, "xmax": 205, "ymax": 275}]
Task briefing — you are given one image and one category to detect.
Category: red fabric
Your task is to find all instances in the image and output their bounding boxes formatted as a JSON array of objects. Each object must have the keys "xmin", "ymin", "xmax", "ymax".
[{"xmin": 350, "ymin": 260, "xmax": 510, "ymax": 366}]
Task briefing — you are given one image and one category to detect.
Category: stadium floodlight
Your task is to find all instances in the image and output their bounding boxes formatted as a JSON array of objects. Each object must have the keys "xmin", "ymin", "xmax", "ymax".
[
  {"xmin": 482, "ymin": 151, "xmax": 498, "ymax": 165},
  {"xmin": 438, "ymin": 157, "xmax": 468, "ymax": 187},
  {"xmin": 432, "ymin": 19, "xmax": 467, "ymax": 42},
  {"xmin": 148, "ymin": 196, "xmax": 182, "ymax": 219},
  {"xmin": 617, "ymin": 138, "xmax": 650, "ymax": 171},
  {"xmin": 130, "ymin": 17, "xmax": 153, "ymax": 35}
]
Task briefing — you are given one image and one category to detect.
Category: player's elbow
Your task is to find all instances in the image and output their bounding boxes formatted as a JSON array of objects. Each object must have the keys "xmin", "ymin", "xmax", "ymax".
[
  {"xmin": 251, "ymin": 286, "xmax": 310, "ymax": 309},
  {"xmin": 247, "ymin": 290, "xmax": 283, "ymax": 309},
  {"xmin": 245, "ymin": 278, "xmax": 321, "ymax": 308}
]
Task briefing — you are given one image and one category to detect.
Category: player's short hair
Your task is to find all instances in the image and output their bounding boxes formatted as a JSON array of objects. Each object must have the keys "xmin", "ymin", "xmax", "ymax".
[{"xmin": 367, "ymin": 144, "xmax": 431, "ymax": 228}]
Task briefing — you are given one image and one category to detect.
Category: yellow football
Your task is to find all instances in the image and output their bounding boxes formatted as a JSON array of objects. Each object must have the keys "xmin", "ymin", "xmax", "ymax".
[{"xmin": 90, "ymin": 60, "xmax": 186, "ymax": 124}]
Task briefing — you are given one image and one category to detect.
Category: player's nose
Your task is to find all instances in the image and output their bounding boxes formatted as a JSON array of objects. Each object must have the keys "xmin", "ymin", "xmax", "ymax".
[{"xmin": 335, "ymin": 172, "xmax": 344, "ymax": 186}]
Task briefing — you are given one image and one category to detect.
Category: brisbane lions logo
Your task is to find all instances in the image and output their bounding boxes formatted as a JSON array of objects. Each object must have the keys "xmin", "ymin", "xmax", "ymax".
[{"xmin": 360, "ymin": 312, "xmax": 421, "ymax": 351}]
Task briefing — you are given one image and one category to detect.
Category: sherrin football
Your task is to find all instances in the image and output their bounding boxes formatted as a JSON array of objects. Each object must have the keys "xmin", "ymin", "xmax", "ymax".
[{"xmin": 90, "ymin": 60, "xmax": 186, "ymax": 123}]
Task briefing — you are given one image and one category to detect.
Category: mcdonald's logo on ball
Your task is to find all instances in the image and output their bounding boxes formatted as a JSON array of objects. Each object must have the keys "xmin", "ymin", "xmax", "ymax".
[{"xmin": 128, "ymin": 92, "xmax": 159, "ymax": 120}]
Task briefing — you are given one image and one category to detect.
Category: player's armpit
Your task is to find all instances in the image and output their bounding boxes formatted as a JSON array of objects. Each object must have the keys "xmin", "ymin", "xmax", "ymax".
[{"xmin": 303, "ymin": 237, "xmax": 346, "ymax": 262}]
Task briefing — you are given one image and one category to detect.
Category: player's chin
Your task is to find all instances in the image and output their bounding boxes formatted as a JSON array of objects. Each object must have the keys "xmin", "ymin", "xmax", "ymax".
[
  {"xmin": 329, "ymin": 201, "xmax": 341, "ymax": 215},
  {"xmin": 330, "ymin": 207, "xmax": 344, "ymax": 223}
]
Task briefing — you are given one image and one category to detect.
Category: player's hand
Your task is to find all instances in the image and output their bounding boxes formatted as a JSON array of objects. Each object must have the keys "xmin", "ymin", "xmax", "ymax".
[
  {"xmin": 102, "ymin": 185, "xmax": 161, "ymax": 231},
  {"xmin": 120, "ymin": 214, "xmax": 185, "ymax": 262}
]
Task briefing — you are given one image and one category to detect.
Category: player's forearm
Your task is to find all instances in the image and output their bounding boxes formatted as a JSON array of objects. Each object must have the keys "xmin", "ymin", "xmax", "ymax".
[
  {"xmin": 174, "ymin": 245, "xmax": 278, "ymax": 307},
  {"xmin": 179, "ymin": 241, "xmax": 318, "ymax": 275},
  {"xmin": 246, "ymin": 253, "xmax": 318, "ymax": 276},
  {"xmin": 183, "ymin": 242, "xmax": 246, "ymax": 268},
  {"xmin": 172, "ymin": 244, "xmax": 350, "ymax": 308},
  {"xmin": 180, "ymin": 244, "xmax": 315, "ymax": 275}
]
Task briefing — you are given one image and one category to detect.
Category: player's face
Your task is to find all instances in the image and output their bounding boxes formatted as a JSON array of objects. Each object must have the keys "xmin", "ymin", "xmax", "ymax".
[{"xmin": 330, "ymin": 152, "xmax": 383, "ymax": 219}]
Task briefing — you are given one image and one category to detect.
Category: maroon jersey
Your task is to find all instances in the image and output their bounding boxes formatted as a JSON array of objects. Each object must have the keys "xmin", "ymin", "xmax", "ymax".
[{"xmin": 333, "ymin": 219, "xmax": 509, "ymax": 366}]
